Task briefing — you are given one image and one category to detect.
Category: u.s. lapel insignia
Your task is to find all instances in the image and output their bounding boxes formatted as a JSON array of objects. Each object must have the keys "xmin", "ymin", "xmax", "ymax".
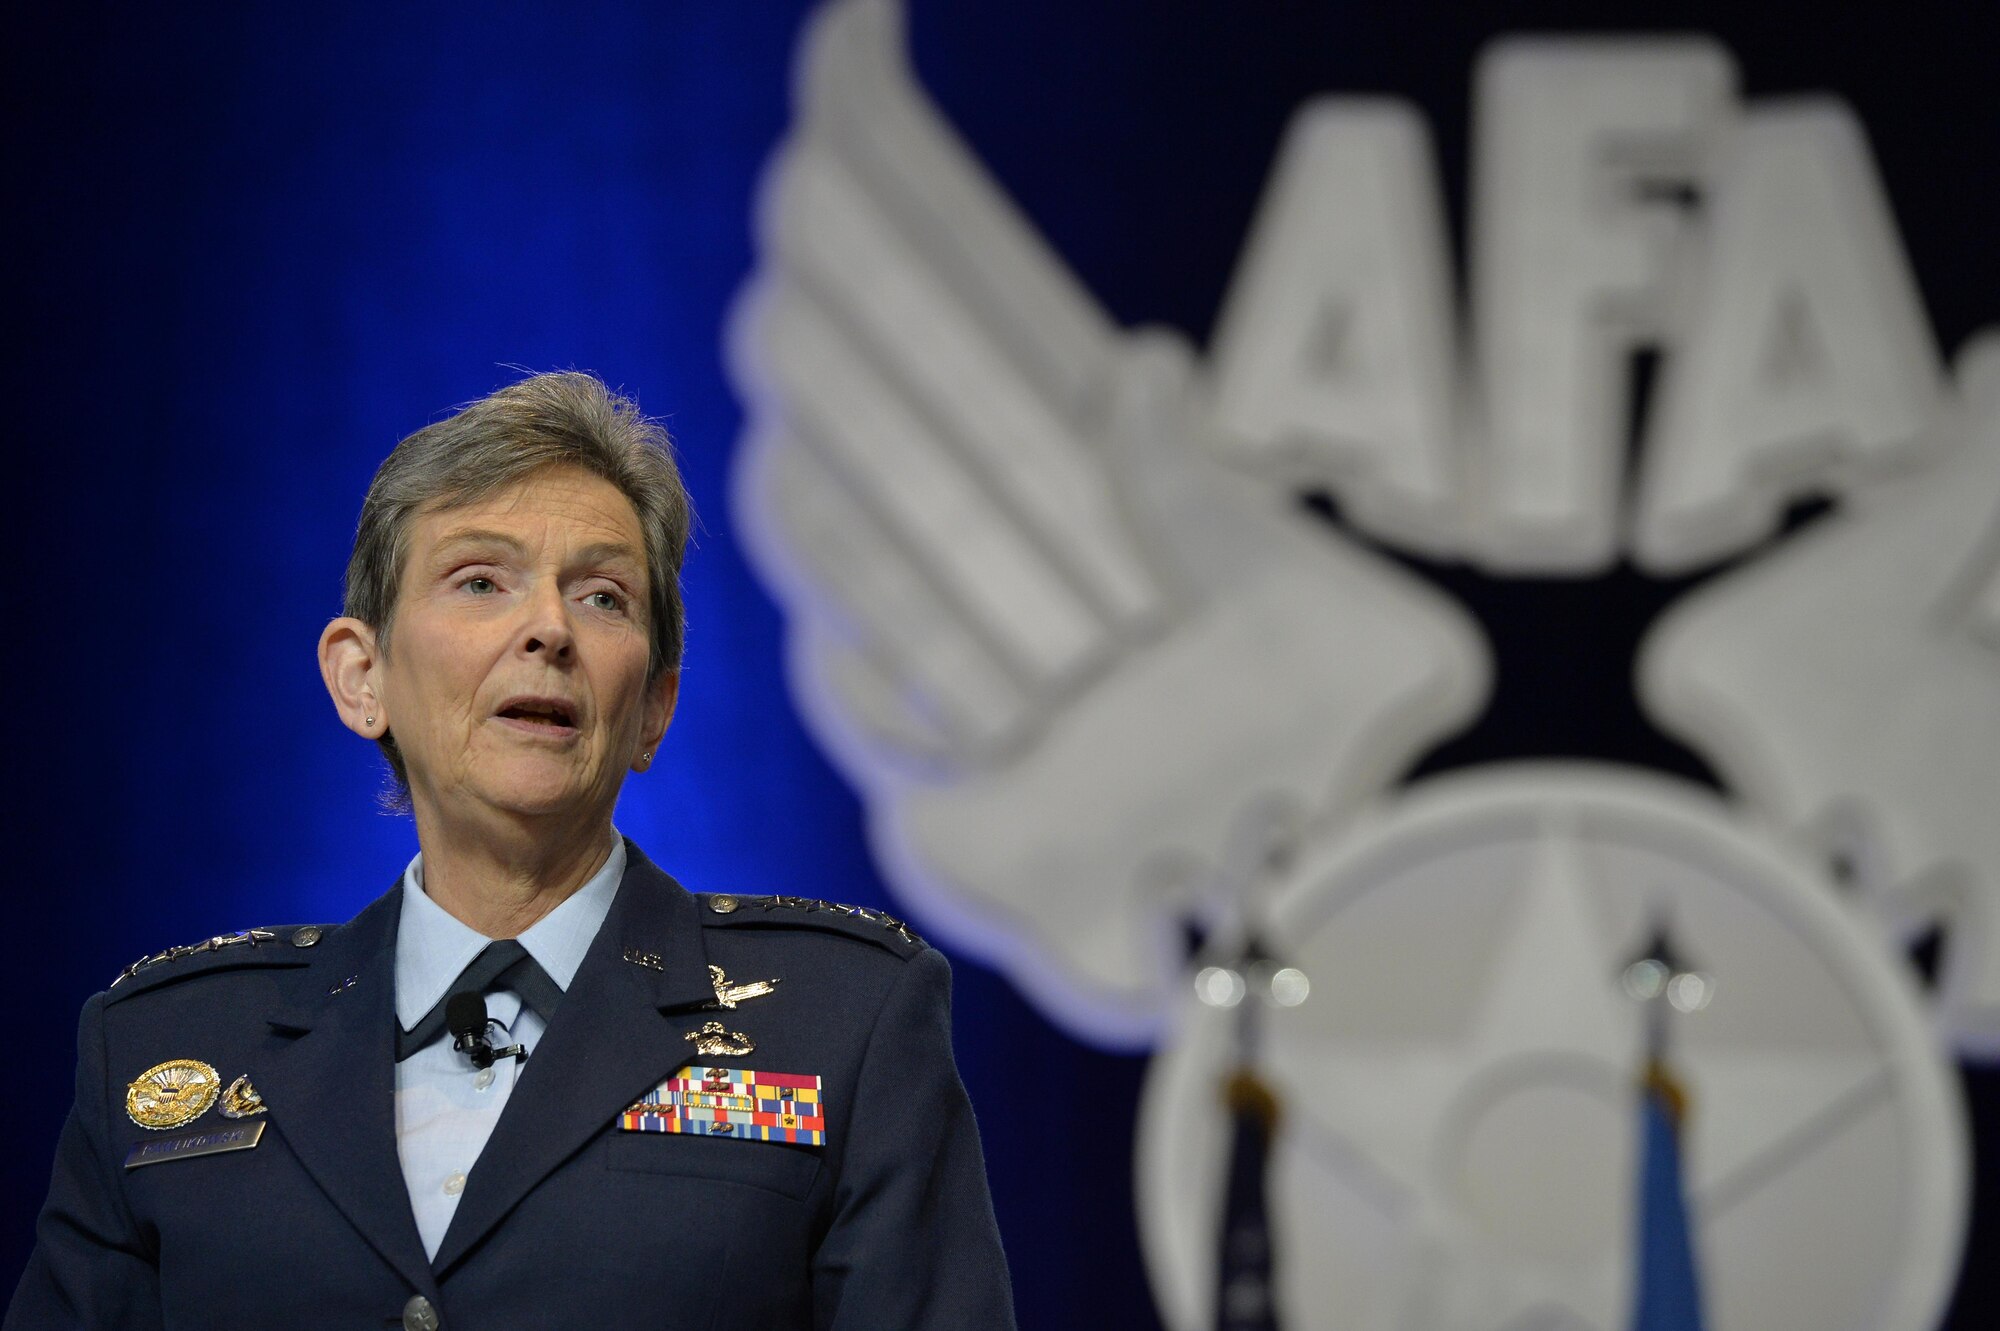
[
  {"xmin": 218, "ymin": 1074, "xmax": 267, "ymax": 1119},
  {"xmin": 708, "ymin": 964, "xmax": 780, "ymax": 1009},
  {"xmin": 685, "ymin": 1020, "xmax": 755, "ymax": 1057},
  {"xmin": 126, "ymin": 1059, "xmax": 223, "ymax": 1130}
]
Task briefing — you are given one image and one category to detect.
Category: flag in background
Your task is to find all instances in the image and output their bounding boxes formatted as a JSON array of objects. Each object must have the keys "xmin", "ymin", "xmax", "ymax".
[
  {"xmin": 1198, "ymin": 942, "xmax": 1290, "ymax": 1331},
  {"xmin": 1216, "ymin": 1064, "xmax": 1283, "ymax": 1331},
  {"xmin": 1631, "ymin": 1057, "xmax": 1706, "ymax": 1331}
]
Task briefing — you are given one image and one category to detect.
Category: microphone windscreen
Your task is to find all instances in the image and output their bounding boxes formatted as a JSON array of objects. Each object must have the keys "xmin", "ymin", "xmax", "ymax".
[{"xmin": 446, "ymin": 990, "xmax": 488, "ymax": 1040}]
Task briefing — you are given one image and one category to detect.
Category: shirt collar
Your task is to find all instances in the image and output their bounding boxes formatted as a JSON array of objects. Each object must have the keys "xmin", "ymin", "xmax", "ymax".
[{"xmin": 394, "ymin": 833, "xmax": 627, "ymax": 1032}]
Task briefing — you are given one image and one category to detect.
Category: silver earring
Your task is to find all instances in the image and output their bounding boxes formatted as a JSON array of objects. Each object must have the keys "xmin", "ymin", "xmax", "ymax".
[
  {"xmin": 365, "ymin": 716, "xmax": 376, "ymax": 727},
  {"xmin": 640, "ymin": 752, "xmax": 651, "ymax": 764}
]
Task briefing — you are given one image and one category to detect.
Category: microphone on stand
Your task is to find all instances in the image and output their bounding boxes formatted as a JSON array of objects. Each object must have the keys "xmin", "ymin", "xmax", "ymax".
[{"xmin": 447, "ymin": 992, "xmax": 526, "ymax": 1070}]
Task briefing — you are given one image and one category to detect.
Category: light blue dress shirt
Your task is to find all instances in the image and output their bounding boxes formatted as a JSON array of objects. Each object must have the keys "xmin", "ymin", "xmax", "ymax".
[{"xmin": 392, "ymin": 835, "xmax": 626, "ymax": 1259}]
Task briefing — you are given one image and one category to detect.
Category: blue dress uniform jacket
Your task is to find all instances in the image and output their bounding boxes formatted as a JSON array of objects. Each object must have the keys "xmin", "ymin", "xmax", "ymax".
[{"xmin": 6, "ymin": 844, "xmax": 1016, "ymax": 1330}]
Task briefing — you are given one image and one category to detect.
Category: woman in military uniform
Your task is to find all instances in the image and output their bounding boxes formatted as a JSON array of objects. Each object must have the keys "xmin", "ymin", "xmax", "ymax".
[{"xmin": 7, "ymin": 372, "xmax": 1016, "ymax": 1330}]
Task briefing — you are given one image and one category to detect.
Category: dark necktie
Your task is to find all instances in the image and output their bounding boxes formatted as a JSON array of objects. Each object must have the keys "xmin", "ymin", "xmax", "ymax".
[{"xmin": 396, "ymin": 939, "xmax": 566, "ymax": 1062}]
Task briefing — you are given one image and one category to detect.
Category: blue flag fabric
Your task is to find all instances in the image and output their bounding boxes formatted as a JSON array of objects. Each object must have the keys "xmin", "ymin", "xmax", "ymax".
[{"xmin": 1631, "ymin": 1081, "xmax": 1706, "ymax": 1331}]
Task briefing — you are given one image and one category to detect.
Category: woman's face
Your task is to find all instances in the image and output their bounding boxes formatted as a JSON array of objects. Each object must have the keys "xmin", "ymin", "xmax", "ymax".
[{"xmin": 372, "ymin": 464, "xmax": 675, "ymax": 833}]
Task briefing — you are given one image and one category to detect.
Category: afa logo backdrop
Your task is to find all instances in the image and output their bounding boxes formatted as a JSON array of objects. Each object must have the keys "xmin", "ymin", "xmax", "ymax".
[{"xmin": 6, "ymin": 3, "xmax": 1998, "ymax": 1327}]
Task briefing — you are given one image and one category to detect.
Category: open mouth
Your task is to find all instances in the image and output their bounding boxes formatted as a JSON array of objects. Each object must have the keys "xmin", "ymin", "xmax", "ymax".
[{"xmin": 496, "ymin": 698, "xmax": 578, "ymax": 732}]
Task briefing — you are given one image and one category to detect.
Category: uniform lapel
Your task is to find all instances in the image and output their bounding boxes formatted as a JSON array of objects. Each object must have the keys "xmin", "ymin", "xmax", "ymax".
[
  {"xmin": 259, "ymin": 886, "xmax": 442, "ymax": 1303},
  {"xmin": 430, "ymin": 844, "xmax": 716, "ymax": 1276}
]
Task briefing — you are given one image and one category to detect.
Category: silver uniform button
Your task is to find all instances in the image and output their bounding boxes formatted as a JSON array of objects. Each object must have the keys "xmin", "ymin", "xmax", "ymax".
[
  {"xmin": 709, "ymin": 895, "xmax": 738, "ymax": 915},
  {"xmin": 402, "ymin": 1294, "xmax": 440, "ymax": 1331},
  {"xmin": 292, "ymin": 926, "xmax": 322, "ymax": 948}
]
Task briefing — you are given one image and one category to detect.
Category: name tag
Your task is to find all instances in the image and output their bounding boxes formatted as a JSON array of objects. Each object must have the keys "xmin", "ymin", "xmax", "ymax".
[{"xmin": 125, "ymin": 1120, "xmax": 265, "ymax": 1169}]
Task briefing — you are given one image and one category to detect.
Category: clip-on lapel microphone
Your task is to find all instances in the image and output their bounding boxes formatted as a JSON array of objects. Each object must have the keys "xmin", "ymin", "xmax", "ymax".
[{"xmin": 447, "ymin": 991, "xmax": 527, "ymax": 1069}]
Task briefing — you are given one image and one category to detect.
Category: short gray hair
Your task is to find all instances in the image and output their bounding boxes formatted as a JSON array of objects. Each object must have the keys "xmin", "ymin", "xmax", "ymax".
[{"xmin": 344, "ymin": 370, "xmax": 693, "ymax": 789}]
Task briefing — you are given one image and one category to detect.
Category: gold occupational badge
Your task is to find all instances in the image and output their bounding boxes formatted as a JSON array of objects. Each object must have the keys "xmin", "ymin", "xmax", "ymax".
[
  {"xmin": 219, "ymin": 1074, "xmax": 267, "ymax": 1119},
  {"xmin": 125, "ymin": 1059, "xmax": 222, "ymax": 1130},
  {"xmin": 685, "ymin": 1020, "xmax": 755, "ymax": 1057},
  {"xmin": 708, "ymin": 965, "xmax": 780, "ymax": 1010}
]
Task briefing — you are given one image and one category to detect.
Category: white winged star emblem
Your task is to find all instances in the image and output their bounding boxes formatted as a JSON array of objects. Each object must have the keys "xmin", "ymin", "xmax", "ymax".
[{"xmin": 727, "ymin": 0, "xmax": 1489, "ymax": 1045}]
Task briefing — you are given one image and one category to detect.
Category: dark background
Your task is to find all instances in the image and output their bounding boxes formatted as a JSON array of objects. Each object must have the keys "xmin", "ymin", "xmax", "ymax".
[{"xmin": 6, "ymin": 2, "xmax": 1996, "ymax": 1325}]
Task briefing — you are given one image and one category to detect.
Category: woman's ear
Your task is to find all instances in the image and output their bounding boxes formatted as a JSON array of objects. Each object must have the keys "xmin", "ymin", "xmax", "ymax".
[
  {"xmin": 319, "ymin": 617, "xmax": 385, "ymax": 738},
  {"xmin": 634, "ymin": 671, "xmax": 679, "ymax": 771}
]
